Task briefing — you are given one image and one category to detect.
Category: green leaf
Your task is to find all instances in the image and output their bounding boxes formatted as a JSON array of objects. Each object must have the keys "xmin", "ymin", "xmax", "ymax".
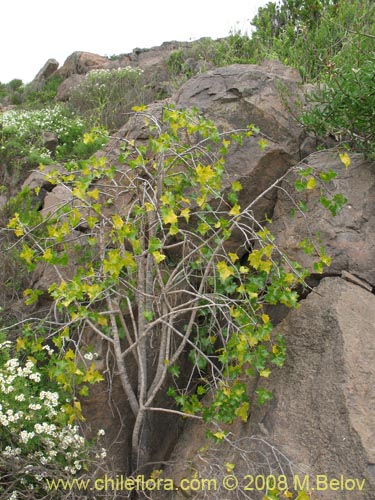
[
  {"xmin": 217, "ymin": 261, "xmax": 235, "ymax": 281},
  {"xmin": 143, "ymin": 310, "xmax": 154, "ymax": 321},
  {"xmin": 256, "ymin": 388, "xmax": 273, "ymax": 405},
  {"xmin": 167, "ymin": 364, "xmax": 180, "ymax": 377},
  {"xmin": 235, "ymin": 402, "xmax": 249, "ymax": 422}
]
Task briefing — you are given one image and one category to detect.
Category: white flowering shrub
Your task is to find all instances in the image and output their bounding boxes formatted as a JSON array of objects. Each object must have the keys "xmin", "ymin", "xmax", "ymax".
[
  {"xmin": 69, "ymin": 66, "xmax": 154, "ymax": 130},
  {"xmin": 0, "ymin": 333, "xmax": 107, "ymax": 499},
  {"xmin": 0, "ymin": 105, "xmax": 108, "ymax": 176}
]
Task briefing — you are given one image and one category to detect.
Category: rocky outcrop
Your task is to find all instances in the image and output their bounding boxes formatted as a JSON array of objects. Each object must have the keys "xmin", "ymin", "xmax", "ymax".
[
  {"xmin": 56, "ymin": 74, "xmax": 85, "ymax": 101},
  {"xmin": 24, "ymin": 61, "xmax": 309, "ymax": 474},
  {"xmin": 57, "ymin": 51, "xmax": 109, "ymax": 78},
  {"xmin": 38, "ymin": 60, "xmax": 307, "ymax": 264},
  {"xmin": 271, "ymin": 151, "xmax": 375, "ymax": 287},
  {"xmin": 30, "ymin": 58, "xmax": 59, "ymax": 90},
  {"xmin": 154, "ymin": 277, "xmax": 375, "ymax": 499},
  {"xmin": 13, "ymin": 56, "xmax": 375, "ymax": 494},
  {"xmin": 94, "ymin": 61, "xmax": 306, "ymax": 253}
]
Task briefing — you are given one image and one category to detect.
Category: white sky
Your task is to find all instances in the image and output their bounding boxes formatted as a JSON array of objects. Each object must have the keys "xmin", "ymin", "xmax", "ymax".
[{"xmin": 1, "ymin": 0, "xmax": 268, "ymax": 84}]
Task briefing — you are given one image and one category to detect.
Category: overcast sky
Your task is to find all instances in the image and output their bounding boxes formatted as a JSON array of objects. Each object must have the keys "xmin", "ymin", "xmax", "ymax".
[{"xmin": 1, "ymin": 0, "xmax": 269, "ymax": 84}]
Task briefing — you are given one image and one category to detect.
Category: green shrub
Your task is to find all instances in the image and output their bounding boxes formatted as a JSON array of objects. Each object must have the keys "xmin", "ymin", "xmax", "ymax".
[
  {"xmin": 0, "ymin": 105, "xmax": 108, "ymax": 178},
  {"xmin": 249, "ymin": 0, "xmax": 374, "ymax": 82},
  {"xmin": 301, "ymin": 53, "xmax": 375, "ymax": 158},
  {"xmin": 7, "ymin": 79, "xmax": 24, "ymax": 92},
  {"xmin": 0, "ymin": 328, "xmax": 107, "ymax": 499},
  {"xmin": 68, "ymin": 66, "xmax": 155, "ymax": 130},
  {"xmin": 24, "ymin": 74, "xmax": 64, "ymax": 107},
  {"xmin": 168, "ymin": 33, "xmax": 255, "ymax": 78},
  {"xmin": 8, "ymin": 106, "xmax": 336, "ymax": 472}
]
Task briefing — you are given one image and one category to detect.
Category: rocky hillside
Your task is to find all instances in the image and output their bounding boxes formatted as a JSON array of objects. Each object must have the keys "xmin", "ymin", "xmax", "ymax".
[{"xmin": 1, "ymin": 2, "xmax": 375, "ymax": 499}]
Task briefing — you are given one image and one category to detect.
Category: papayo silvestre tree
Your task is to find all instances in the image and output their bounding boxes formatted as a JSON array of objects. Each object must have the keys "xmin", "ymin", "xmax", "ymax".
[{"xmin": 7, "ymin": 106, "xmax": 337, "ymax": 474}]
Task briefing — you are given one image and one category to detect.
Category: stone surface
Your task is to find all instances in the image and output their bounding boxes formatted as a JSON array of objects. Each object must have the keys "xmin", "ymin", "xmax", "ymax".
[
  {"xmin": 30, "ymin": 58, "xmax": 59, "ymax": 90},
  {"xmin": 174, "ymin": 61, "xmax": 306, "ymax": 231},
  {"xmin": 0, "ymin": 194, "xmax": 7, "ymax": 208},
  {"xmin": 153, "ymin": 278, "xmax": 375, "ymax": 499},
  {"xmin": 42, "ymin": 131, "xmax": 58, "ymax": 155},
  {"xmin": 57, "ymin": 51, "xmax": 109, "ymax": 78},
  {"xmin": 271, "ymin": 151, "xmax": 375, "ymax": 286},
  {"xmin": 96, "ymin": 62, "xmax": 306, "ymax": 254},
  {"xmin": 56, "ymin": 74, "xmax": 85, "ymax": 101}
]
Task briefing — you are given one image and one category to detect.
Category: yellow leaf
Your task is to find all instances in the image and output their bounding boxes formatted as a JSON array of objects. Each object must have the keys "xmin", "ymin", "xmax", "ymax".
[
  {"xmin": 239, "ymin": 266, "xmax": 249, "ymax": 274},
  {"xmin": 339, "ymin": 152, "xmax": 351, "ymax": 169},
  {"xmin": 87, "ymin": 188, "xmax": 100, "ymax": 200},
  {"xmin": 213, "ymin": 431, "xmax": 226, "ymax": 440},
  {"xmin": 123, "ymin": 252, "xmax": 137, "ymax": 270},
  {"xmin": 231, "ymin": 180, "xmax": 243, "ymax": 192},
  {"xmin": 197, "ymin": 195, "xmax": 206, "ymax": 207},
  {"xmin": 132, "ymin": 105, "xmax": 147, "ymax": 112},
  {"xmin": 97, "ymin": 315, "xmax": 108, "ymax": 326},
  {"xmin": 144, "ymin": 202, "xmax": 155, "ymax": 212},
  {"xmin": 83, "ymin": 133, "xmax": 94, "ymax": 144},
  {"xmin": 72, "ymin": 186, "xmax": 85, "ymax": 200},
  {"xmin": 162, "ymin": 209, "xmax": 178, "ymax": 225},
  {"xmin": 42, "ymin": 248, "xmax": 53, "ymax": 262},
  {"xmin": 82, "ymin": 364, "xmax": 104, "ymax": 384},
  {"xmin": 195, "ymin": 164, "xmax": 215, "ymax": 185},
  {"xmin": 229, "ymin": 204, "xmax": 241, "ymax": 216},
  {"xmin": 224, "ymin": 462, "xmax": 236, "ymax": 473},
  {"xmin": 112, "ymin": 214, "xmax": 124, "ymax": 230},
  {"xmin": 150, "ymin": 469, "xmax": 163, "ymax": 480},
  {"xmin": 228, "ymin": 252, "xmax": 239, "ymax": 264},
  {"xmin": 217, "ymin": 261, "xmax": 235, "ymax": 281},
  {"xmin": 65, "ymin": 349, "xmax": 75, "ymax": 361},
  {"xmin": 258, "ymin": 138, "xmax": 268, "ymax": 151},
  {"xmin": 306, "ymin": 177, "xmax": 316, "ymax": 190},
  {"xmin": 295, "ymin": 491, "xmax": 311, "ymax": 500},
  {"xmin": 73, "ymin": 400, "xmax": 86, "ymax": 421},
  {"xmin": 20, "ymin": 245, "xmax": 34, "ymax": 265},
  {"xmin": 259, "ymin": 259, "xmax": 272, "ymax": 273},
  {"xmin": 261, "ymin": 313, "xmax": 270, "ymax": 324},
  {"xmin": 180, "ymin": 207, "xmax": 190, "ymax": 222},
  {"xmin": 153, "ymin": 251, "xmax": 166, "ymax": 264},
  {"xmin": 230, "ymin": 305, "xmax": 241, "ymax": 318},
  {"xmin": 235, "ymin": 402, "xmax": 249, "ymax": 422},
  {"xmin": 259, "ymin": 369, "xmax": 271, "ymax": 378},
  {"xmin": 16, "ymin": 337, "xmax": 26, "ymax": 351}
]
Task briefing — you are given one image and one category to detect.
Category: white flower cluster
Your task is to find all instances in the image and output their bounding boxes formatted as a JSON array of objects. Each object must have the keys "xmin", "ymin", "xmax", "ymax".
[
  {"xmin": 0, "ymin": 105, "xmax": 85, "ymax": 144},
  {"xmin": 83, "ymin": 351, "xmax": 99, "ymax": 361},
  {"xmin": 88, "ymin": 66, "xmax": 143, "ymax": 79},
  {"xmin": 0, "ymin": 349, "xmax": 106, "ymax": 491}
]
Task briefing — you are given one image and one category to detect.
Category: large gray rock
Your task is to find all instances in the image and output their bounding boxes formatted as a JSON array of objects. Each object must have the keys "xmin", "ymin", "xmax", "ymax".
[
  {"xmin": 97, "ymin": 62, "xmax": 306, "ymax": 253},
  {"xmin": 153, "ymin": 277, "xmax": 375, "ymax": 500},
  {"xmin": 30, "ymin": 58, "xmax": 59, "ymax": 90},
  {"xmin": 271, "ymin": 151, "xmax": 375, "ymax": 287},
  {"xmin": 56, "ymin": 74, "xmax": 85, "ymax": 101},
  {"xmin": 57, "ymin": 51, "xmax": 109, "ymax": 78}
]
